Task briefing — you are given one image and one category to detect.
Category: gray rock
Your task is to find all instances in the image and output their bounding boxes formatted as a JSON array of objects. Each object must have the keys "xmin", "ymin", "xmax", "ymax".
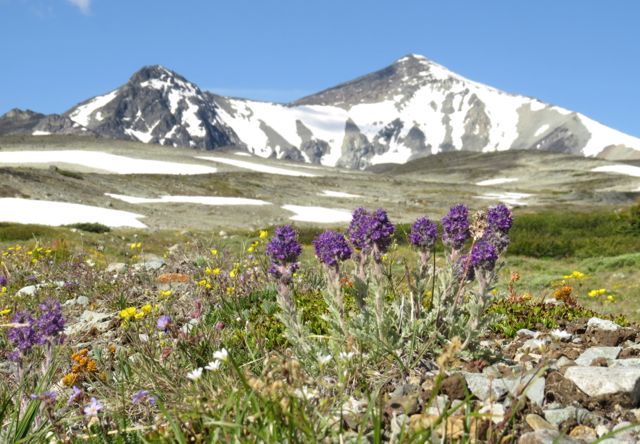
[
  {"xmin": 63, "ymin": 295, "xmax": 90, "ymax": 307},
  {"xmin": 133, "ymin": 254, "xmax": 166, "ymax": 271},
  {"xmin": 610, "ymin": 358, "xmax": 640, "ymax": 368},
  {"xmin": 587, "ymin": 317, "xmax": 620, "ymax": 331},
  {"xmin": 517, "ymin": 328, "xmax": 540, "ymax": 338},
  {"xmin": 522, "ymin": 338, "xmax": 548, "ymax": 353},
  {"xmin": 16, "ymin": 284, "xmax": 39, "ymax": 296},
  {"xmin": 564, "ymin": 366, "xmax": 640, "ymax": 400},
  {"xmin": 574, "ymin": 346, "xmax": 621, "ymax": 366},
  {"xmin": 463, "ymin": 371, "xmax": 545, "ymax": 406},
  {"xmin": 64, "ymin": 310, "xmax": 113, "ymax": 336},
  {"xmin": 518, "ymin": 429, "xmax": 579, "ymax": 444},
  {"xmin": 106, "ymin": 262, "xmax": 127, "ymax": 273}
]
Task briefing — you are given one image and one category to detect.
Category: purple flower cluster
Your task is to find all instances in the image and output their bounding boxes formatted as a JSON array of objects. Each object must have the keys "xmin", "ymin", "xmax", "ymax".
[
  {"xmin": 266, "ymin": 225, "xmax": 302, "ymax": 280},
  {"xmin": 313, "ymin": 230, "xmax": 352, "ymax": 267},
  {"xmin": 266, "ymin": 225, "xmax": 302, "ymax": 265},
  {"xmin": 0, "ymin": 275, "xmax": 6, "ymax": 286},
  {"xmin": 441, "ymin": 204, "xmax": 470, "ymax": 250},
  {"xmin": 7, "ymin": 311, "xmax": 40, "ymax": 354},
  {"xmin": 36, "ymin": 300, "xmax": 65, "ymax": 338},
  {"xmin": 7, "ymin": 299, "xmax": 65, "ymax": 361},
  {"xmin": 409, "ymin": 217, "xmax": 438, "ymax": 251},
  {"xmin": 347, "ymin": 208, "xmax": 395, "ymax": 255},
  {"xmin": 483, "ymin": 203, "xmax": 513, "ymax": 253},
  {"xmin": 470, "ymin": 241, "xmax": 498, "ymax": 271},
  {"xmin": 487, "ymin": 203, "xmax": 513, "ymax": 233}
]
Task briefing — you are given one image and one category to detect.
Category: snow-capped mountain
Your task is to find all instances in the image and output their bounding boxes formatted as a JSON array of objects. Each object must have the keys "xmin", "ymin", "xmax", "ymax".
[
  {"xmin": 65, "ymin": 66, "xmax": 237, "ymax": 149},
  {"xmin": 2, "ymin": 54, "xmax": 639, "ymax": 168}
]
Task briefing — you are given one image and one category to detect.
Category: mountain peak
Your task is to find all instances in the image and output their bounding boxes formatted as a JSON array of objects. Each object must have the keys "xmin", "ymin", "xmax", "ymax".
[
  {"xmin": 1, "ymin": 108, "xmax": 44, "ymax": 121},
  {"xmin": 394, "ymin": 53, "xmax": 430, "ymax": 64},
  {"xmin": 129, "ymin": 65, "xmax": 182, "ymax": 84}
]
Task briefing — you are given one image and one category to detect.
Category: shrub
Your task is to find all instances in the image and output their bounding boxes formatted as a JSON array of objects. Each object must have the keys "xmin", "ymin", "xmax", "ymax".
[{"xmin": 66, "ymin": 222, "xmax": 111, "ymax": 233}]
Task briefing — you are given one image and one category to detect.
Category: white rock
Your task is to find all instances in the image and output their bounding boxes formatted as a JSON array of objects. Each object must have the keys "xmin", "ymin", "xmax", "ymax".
[
  {"xmin": 609, "ymin": 359, "xmax": 640, "ymax": 368},
  {"xmin": 64, "ymin": 310, "xmax": 112, "ymax": 336},
  {"xmin": 564, "ymin": 367, "xmax": 640, "ymax": 399},
  {"xmin": 522, "ymin": 338, "xmax": 548, "ymax": 353},
  {"xmin": 517, "ymin": 328, "xmax": 540, "ymax": 338},
  {"xmin": 574, "ymin": 346, "xmax": 621, "ymax": 366},
  {"xmin": 587, "ymin": 317, "xmax": 620, "ymax": 331},
  {"xmin": 479, "ymin": 401, "xmax": 505, "ymax": 424},
  {"xmin": 106, "ymin": 262, "xmax": 127, "ymax": 273}
]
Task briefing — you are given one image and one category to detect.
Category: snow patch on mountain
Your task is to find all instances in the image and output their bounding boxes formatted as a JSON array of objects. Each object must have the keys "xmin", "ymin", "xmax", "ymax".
[{"xmin": 69, "ymin": 90, "xmax": 118, "ymax": 127}]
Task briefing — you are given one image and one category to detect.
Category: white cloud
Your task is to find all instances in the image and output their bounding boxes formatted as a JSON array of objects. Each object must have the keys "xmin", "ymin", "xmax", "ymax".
[{"xmin": 67, "ymin": 0, "xmax": 91, "ymax": 14}]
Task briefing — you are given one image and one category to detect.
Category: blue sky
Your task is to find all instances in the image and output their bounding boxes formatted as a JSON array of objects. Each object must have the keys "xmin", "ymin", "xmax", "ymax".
[{"xmin": 1, "ymin": 0, "xmax": 639, "ymax": 137}]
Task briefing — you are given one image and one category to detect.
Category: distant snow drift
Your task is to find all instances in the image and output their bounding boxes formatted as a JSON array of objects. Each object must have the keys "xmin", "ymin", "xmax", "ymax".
[
  {"xmin": 197, "ymin": 156, "xmax": 316, "ymax": 177},
  {"xmin": 105, "ymin": 193, "xmax": 271, "ymax": 206},
  {"xmin": 592, "ymin": 164, "xmax": 640, "ymax": 178},
  {"xmin": 0, "ymin": 198, "xmax": 146, "ymax": 228},
  {"xmin": 281, "ymin": 205, "xmax": 353, "ymax": 223},
  {"xmin": 0, "ymin": 150, "xmax": 217, "ymax": 175}
]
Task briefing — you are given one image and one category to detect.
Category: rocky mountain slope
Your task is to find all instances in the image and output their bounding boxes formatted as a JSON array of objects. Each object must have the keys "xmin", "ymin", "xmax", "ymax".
[{"xmin": 2, "ymin": 54, "xmax": 640, "ymax": 169}]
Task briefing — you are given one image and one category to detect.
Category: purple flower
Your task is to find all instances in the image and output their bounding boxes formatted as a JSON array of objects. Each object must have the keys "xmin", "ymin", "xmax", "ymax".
[
  {"xmin": 347, "ymin": 208, "xmax": 395, "ymax": 255},
  {"xmin": 36, "ymin": 299, "xmax": 65, "ymax": 339},
  {"xmin": 266, "ymin": 225, "xmax": 302, "ymax": 282},
  {"xmin": 83, "ymin": 397, "xmax": 103, "ymax": 417},
  {"xmin": 470, "ymin": 241, "xmax": 498, "ymax": 271},
  {"xmin": 0, "ymin": 275, "xmax": 6, "ymax": 286},
  {"xmin": 156, "ymin": 315, "xmax": 172, "ymax": 331},
  {"xmin": 409, "ymin": 217, "xmax": 438, "ymax": 251},
  {"xmin": 487, "ymin": 203, "xmax": 513, "ymax": 233},
  {"xmin": 31, "ymin": 390, "xmax": 57, "ymax": 404},
  {"xmin": 266, "ymin": 225, "xmax": 302, "ymax": 264},
  {"xmin": 132, "ymin": 389, "xmax": 156, "ymax": 406},
  {"xmin": 68, "ymin": 386, "xmax": 82, "ymax": 405},
  {"xmin": 313, "ymin": 230, "xmax": 352, "ymax": 267},
  {"xmin": 482, "ymin": 227, "xmax": 510, "ymax": 254},
  {"xmin": 442, "ymin": 204, "xmax": 470, "ymax": 250},
  {"xmin": 7, "ymin": 311, "xmax": 42, "ymax": 353}
]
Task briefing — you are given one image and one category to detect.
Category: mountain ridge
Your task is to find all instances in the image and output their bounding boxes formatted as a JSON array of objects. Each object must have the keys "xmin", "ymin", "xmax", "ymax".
[{"xmin": 2, "ymin": 55, "xmax": 639, "ymax": 168}]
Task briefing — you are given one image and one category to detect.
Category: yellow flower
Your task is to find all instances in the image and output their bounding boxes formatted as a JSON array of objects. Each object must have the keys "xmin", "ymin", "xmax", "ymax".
[
  {"xmin": 197, "ymin": 279, "xmax": 208, "ymax": 287},
  {"xmin": 0, "ymin": 308, "xmax": 11, "ymax": 316},
  {"xmin": 119, "ymin": 307, "xmax": 137, "ymax": 319},
  {"xmin": 130, "ymin": 242, "xmax": 142, "ymax": 250},
  {"xmin": 247, "ymin": 246, "xmax": 255, "ymax": 253},
  {"xmin": 588, "ymin": 288, "xmax": 607, "ymax": 298},
  {"xmin": 205, "ymin": 267, "xmax": 221, "ymax": 276},
  {"xmin": 226, "ymin": 286, "xmax": 235, "ymax": 295},
  {"xmin": 134, "ymin": 311, "xmax": 145, "ymax": 319},
  {"xmin": 606, "ymin": 295, "xmax": 616, "ymax": 303},
  {"xmin": 259, "ymin": 230, "xmax": 268, "ymax": 239},
  {"xmin": 159, "ymin": 290, "xmax": 173, "ymax": 298},
  {"xmin": 1, "ymin": 287, "xmax": 6, "ymax": 294},
  {"xmin": 229, "ymin": 269, "xmax": 237, "ymax": 279},
  {"xmin": 210, "ymin": 249, "xmax": 218, "ymax": 256},
  {"xmin": 563, "ymin": 271, "xmax": 586, "ymax": 280},
  {"xmin": 141, "ymin": 304, "xmax": 152, "ymax": 314}
]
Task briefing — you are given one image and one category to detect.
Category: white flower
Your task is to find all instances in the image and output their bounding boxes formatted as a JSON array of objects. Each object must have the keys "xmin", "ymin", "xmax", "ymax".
[
  {"xmin": 186, "ymin": 367, "xmax": 203, "ymax": 381},
  {"xmin": 212, "ymin": 348, "xmax": 228, "ymax": 362},
  {"xmin": 338, "ymin": 351, "xmax": 355, "ymax": 361},
  {"xmin": 317, "ymin": 353, "xmax": 332, "ymax": 365},
  {"xmin": 205, "ymin": 360, "xmax": 221, "ymax": 371}
]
